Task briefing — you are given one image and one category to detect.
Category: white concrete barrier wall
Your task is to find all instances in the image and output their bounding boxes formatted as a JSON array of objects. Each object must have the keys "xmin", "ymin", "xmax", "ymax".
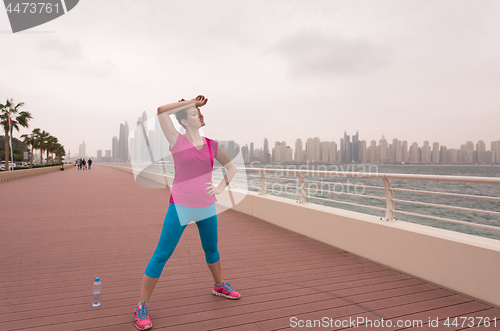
[
  {"xmin": 219, "ymin": 189, "xmax": 500, "ymax": 307},
  {"xmin": 0, "ymin": 165, "xmax": 66, "ymax": 182}
]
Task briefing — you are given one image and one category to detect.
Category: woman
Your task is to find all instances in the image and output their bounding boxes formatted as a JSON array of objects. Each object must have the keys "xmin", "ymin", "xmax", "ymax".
[{"xmin": 134, "ymin": 95, "xmax": 240, "ymax": 331}]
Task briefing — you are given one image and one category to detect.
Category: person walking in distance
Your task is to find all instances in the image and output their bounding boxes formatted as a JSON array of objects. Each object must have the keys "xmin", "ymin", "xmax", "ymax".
[
  {"xmin": 133, "ymin": 95, "xmax": 240, "ymax": 330},
  {"xmin": 88, "ymin": 158, "xmax": 92, "ymax": 170}
]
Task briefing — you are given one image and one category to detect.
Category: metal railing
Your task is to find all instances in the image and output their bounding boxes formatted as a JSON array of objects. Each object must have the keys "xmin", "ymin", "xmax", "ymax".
[
  {"xmin": 240, "ymin": 167, "xmax": 500, "ymax": 232},
  {"xmin": 100, "ymin": 162, "xmax": 500, "ymax": 233}
]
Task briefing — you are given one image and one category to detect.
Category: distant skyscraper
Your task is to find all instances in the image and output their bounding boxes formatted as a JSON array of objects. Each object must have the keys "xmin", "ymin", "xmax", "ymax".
[
  {"xmin": 140, "ymin": 111, "xmax": 148, "ymax": 161},
  {"xmin": 263, "ymin": 138, "xmax": 270, "ymax": 163},
  {"xmin": 250, "ymin": 142, "xmax": 254, "ymax": 158},
  {"xmin": 341, "ymin": 132, "xmax": 352, "ymax": 163},
  {"xmin": 274, "ymin": 141, "xmax": 288, "ymax": 163},
  {"xmin": 360, "ymin": 140, "xmax": 367, "ymax": 164},
  {"xmin": 320, "ymin": 141, "xmax": 329, "ymax": 163},
  {"xmin": 461, "ymin": 141, "xmax": 474, "ymax": 163},
  {"xmin": 459, "ymin": 144, "xmax": 466, "ymax": 163},
  {"xmin": 154, "ymin": 114, "xmax": 167, "ymax": 162},
  {"xmin": 476, "ymin": 140, "xmax": 486, "ymax": 163},
  {"xmin": 421, "ymin": 141, "xmax": 431, "ymax": 163},
  {"xmin": 79, "ymin": 140, "xmax": 86, "ymax": 158},
  {"xmin": 118, "ymin": 124, "xmax": 124, "ymax": 160},
  {"xmin": 410, "ymin": 142, "xmax": 419, "ymax": 163},
  {"xmin": 314, "ymin": 137, "xmax": 320, "ymax": 162},
  {"xmin": 306, "ymin": 137, "xmax": 320, "ymax": 162},
  {"xmin": 352, "ymin": 131, "xmax": 360, "ymax": 163},
  {"xmin": 294, "ymin": 139, "xmax": 303, "ymax": 163},
  {"xmin": 402, "ymin": 141, "xmax": 408, "ymax": 163},
  {"xmin": 392, "ymin": 138, "xmax": 402, "ymax": 163},
  {"xmin": 368, "ymin": 140, "xmax": 377, "ymax": 163},
  {"xmin": 123, "ymin": 121, "xmax": 129, "ymax": 161},
  {"xmin": 440, "ymin": 146, "xmax": 448, "ymax": 164},
  {"xmin": 241, "ymin": 144, "xmax": 249, "ymax": 163},
  {"xmin": 148, "ymin": 129, "xmax": 155, "ymax": 161},
  {"xmin": 135, "ymin": 116, "xmax": 145, "ymax": 162},
  {"xmin": 97, "ymin": 150, "xmax": 102, "ymax": 161},
  {"xmin": 491, "ymin": 141, "xmax": 497, "ymax": 163},
  {"xmin": 118, "ymin": 121, "xmax": 129, "ymax": 162},
  {"xmin": 448, "ymin": 149, "xmax": 458, "ymax": 163},
  {"xmin": 378, "ymin": 135, "xmax": 388, "ymax": 162},
  {"xmin": 112, "ymin": 136, "xmax": 118, "ymax": 160},
  {"xmin": 319, "ymin": 141, "xmax": 336, "ymax": 163},
  {"xmin": 432, "ymin": 142, "xmax": 440, "ymax": 164},
  {"xmin": 286, "ymin": 146, "xmax": 293, "ymax": 161},
  {"xmin": 493, "ymin": 140, "xmax": 500, "ymax": 164}
]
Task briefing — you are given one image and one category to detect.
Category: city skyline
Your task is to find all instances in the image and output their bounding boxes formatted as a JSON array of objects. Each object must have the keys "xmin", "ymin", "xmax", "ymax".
[
  {"xmin": 4, "ymin": 1, "xmax": 500, "ymax": 156},
  {"xmin": 77, "ymin": 118, "xmax": 500, "ymax": 165}
]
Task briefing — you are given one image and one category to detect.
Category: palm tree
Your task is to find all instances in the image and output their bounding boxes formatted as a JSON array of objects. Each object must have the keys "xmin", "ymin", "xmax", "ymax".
[
  {"xmin": 46, "ymin": 135, "xmax": 58, "ymax": 164},
  {"xmin": 36, "ymin": 130, "xmax": 49, "ymax": 166},
  {"xmin": 31, "ymin": 128, "xmax": 41, "ymax": 165},
  {"xmin": 0, "ymin": 98, "xmax": 32, "ymax": 170},
  {"xmin": 20, "ymin": 129, "xmax": 38, "ymax": 167},
  {"xmin": 54, "ymin": 143, "xmax": 66, "ymax": 163}
]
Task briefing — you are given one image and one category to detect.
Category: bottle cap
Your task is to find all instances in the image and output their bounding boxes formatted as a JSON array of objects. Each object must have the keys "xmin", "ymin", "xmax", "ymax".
[{"xmin": 95, "ymin": 277, "xmax": 100, "ymax": 282}]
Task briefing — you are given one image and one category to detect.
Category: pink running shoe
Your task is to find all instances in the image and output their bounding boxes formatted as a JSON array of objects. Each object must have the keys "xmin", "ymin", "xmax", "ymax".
[
  {"xmin": 134, "ymin": 301, "xmax": 152, "ymax": 330},
  {"xmin": 212, "ymin": 281, "xmax": 241, "ymax": 299}
]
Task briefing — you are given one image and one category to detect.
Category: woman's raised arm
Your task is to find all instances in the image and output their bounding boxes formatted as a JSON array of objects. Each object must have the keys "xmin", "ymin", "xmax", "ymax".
[{"xmin": 157, "ymin": 95, "xmax": 208, "ymax": 146}]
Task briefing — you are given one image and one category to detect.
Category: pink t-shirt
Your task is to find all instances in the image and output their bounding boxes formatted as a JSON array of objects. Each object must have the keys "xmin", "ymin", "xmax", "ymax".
[{"xmin": 168, "ymin": 134, "xmax": 218, "ymax": 207}]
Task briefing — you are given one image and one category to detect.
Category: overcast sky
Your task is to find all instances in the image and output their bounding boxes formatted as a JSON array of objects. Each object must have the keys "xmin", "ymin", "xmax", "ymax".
[{"xmin": 1, "ymin": 0, "xmax": 499, "ymax": 158}]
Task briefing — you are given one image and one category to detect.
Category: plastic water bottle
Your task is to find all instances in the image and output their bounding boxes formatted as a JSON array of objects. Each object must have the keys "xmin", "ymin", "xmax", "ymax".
[{"xmin": 92, "ymin": 277, "xmax": 101, "ymax": 307}]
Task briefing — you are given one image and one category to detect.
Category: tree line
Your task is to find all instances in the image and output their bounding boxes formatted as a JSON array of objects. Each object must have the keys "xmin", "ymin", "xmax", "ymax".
[{"xmin": 0, "ymin": 98, "xmax": 66, "ymax": 170}]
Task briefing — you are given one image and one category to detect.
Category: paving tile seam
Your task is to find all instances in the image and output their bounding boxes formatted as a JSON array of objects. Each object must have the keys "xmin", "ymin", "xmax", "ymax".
[
  {"xmin": 93, "ymin": 293, "xmax": 462, "ymax": 330},
  {"xmin": 1, "ymin": 292, "xmax": 459, "ymax": 331},
  {"xmin": 6, "ymin": 268, "xmax": 403, "ymax": 295},
  {"xmin": 0, "ymin": 279, "xmax": 422, "ymax": 312},
  {"xmin": 235, "ymin": 287, "xmax": 446, "ymax": 314},
  {"xmin": 1, "ymin": 282, "xmax": 434, "ymax": 324},
  {"xmin": 0, "ymin": 252, "xmax": 362, "ymax": 274},
  {"xmin": 2, "ymin": 260, "xmax": 378, "ymax": 285},
  {"xmin": 4, "ymin": 233, "xmax": 350, "ymax": 249},
  {"xmin": 370, "ymin": 295, "xmax": 474, "ymax": 319},
  {"xmin": 0, "ymin": 286, "xmax": 480, "ymax": 326},
  {"xmin": 1, "ymin": 259, "xmax": 380, "ymax": 278},
  {"xmin": 2, "ymin": 267, "xmax": 396, "ymax": 299},
  {"xmin": 0, "ymin": 274, "xmax": 422, "ymax": 313},
  {"xmin": 1, "ymin": 265, "xmax": 384, "ymax": 293},
  {"xmin": 2, "ymin": 285, "xmax": 442, "ymax": 326},
  {"xmin": 0, "ymin": 241, "xmax": 355, "ymax": 264},
  {"xmin": 234, "ymin": 291, "xmax": 458, "ymax": 319},
  {"xmin": 1, "ymin": 284, "xmax": 428, "ymax": 318},
  {"xmin": 2, "ymin": 261, "xmax": 386, "ymax": 290},
  {"xmin": 0, "ymin": 251, "xmax": 365, "ymax": 276},
  {"xmin": 255, "ymin": 296, "xmax": 475, "ymax": 331},
  {"xmin": 1, "ymin": 273, "xmax": 410, "ymax": 313}
]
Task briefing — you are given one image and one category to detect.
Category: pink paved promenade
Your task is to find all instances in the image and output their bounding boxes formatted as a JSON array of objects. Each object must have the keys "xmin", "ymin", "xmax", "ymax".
[{"xmin": 1, "ymin": 165, "xmax": 499, "ymax": 330}]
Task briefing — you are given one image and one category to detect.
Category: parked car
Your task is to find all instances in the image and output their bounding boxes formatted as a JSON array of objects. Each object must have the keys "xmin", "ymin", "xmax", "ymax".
[{"xmin": 0, "ymin": 161, "xmax": 16, "ymax": 171}]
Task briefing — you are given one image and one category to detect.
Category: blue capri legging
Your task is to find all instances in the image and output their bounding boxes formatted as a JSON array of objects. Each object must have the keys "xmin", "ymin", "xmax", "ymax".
[{"xmin": 145, "ymin": 202, "xmax": 220, "ymax": 278}]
